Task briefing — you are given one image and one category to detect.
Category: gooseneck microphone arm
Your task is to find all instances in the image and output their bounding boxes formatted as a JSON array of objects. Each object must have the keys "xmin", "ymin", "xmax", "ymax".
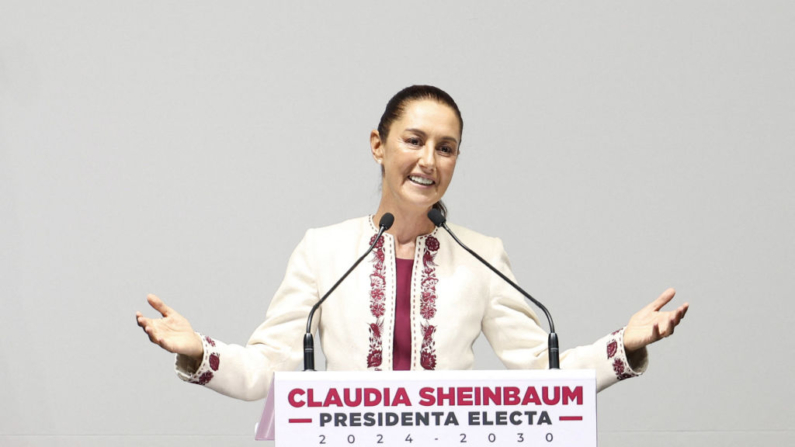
[
  {"xmin": 303, "ymin": 213, "xmax": 395, "ymax": 371},
  {"xmin": 427, "ymin": 209, "xmax": 560, "ymax": 369}
]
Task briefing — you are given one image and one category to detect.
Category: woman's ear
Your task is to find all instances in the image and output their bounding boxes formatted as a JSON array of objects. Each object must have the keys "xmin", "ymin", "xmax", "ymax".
[{"xmin": 370, "ymin": 129, "xmax": 384, "ymax": 165}]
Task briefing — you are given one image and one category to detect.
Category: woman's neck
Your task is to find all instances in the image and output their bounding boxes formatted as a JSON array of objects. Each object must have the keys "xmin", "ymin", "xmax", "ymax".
[{"xmin": 374, "ymin": 204, "xmax": 435, "ymax": 246}]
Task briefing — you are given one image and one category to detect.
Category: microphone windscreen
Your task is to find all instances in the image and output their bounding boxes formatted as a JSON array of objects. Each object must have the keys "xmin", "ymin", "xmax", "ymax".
[
  {"xmin": 379, "ymin": 213, "xmax": 395, "ymax": 230},
  {"xmin": 427, "ymin": 209, "xmax": 446, "ymax": 227}
]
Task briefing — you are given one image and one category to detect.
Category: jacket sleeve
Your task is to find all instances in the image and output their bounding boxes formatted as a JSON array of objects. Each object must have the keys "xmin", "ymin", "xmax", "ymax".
[
  {"xmin": 480, "ymin": 238, "xmax": 647, "ymax": 392},
  {"xmin": 173, "ymin": 229, "xmax": 321, "ymax": 401}
]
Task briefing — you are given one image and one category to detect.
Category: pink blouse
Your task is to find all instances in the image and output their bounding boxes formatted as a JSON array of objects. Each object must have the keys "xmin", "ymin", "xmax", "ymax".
[{"xmin": 393, "ymin": 258, "xmax": 414, "ymax": 370}]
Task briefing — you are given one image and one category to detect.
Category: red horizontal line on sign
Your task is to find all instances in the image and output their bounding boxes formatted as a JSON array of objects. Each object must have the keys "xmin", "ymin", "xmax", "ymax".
[
  {"xmin": 288, "ymin": 418, "xmax": 313, "ymax": 424},
  {"xmin": 559, "ymin": 416, "xmax": 583, "ymax": 421}
]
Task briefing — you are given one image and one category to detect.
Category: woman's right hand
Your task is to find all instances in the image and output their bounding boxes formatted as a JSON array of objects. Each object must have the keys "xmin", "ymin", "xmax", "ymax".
[{"xmin": 136, "ymin": 294, "xmax": 204, "ymax": 360}]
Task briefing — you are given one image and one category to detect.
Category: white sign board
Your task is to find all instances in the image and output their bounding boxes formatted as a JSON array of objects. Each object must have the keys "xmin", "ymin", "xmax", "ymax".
[{"xmin": 256, "ymin": 369, "xmax": 596, "ymax": 446}]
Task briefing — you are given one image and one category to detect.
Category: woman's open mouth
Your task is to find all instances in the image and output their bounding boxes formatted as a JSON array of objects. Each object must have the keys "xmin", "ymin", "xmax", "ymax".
[{"xmin": 408, "ymin": 175, "xmax": 435, "ymax": 186}]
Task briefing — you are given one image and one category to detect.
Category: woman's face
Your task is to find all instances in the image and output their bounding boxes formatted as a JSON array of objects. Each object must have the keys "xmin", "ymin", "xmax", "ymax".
[{"xmin": 371, "ymin": 99, "xmax": 461, "ymax": 213}]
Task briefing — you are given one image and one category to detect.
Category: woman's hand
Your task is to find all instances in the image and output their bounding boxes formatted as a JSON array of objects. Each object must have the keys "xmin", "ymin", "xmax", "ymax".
[
  {"xmin": 623, "ymin": 288, "xmax": 689, "ymax": 354},
  {"xmin": 136, "ymin": 294, "xmax": 204, "ymax": 360}
]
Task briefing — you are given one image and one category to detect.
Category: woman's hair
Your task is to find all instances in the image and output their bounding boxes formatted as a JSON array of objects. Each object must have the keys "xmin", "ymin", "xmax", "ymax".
[{"xmin": 377, "ymin": 85, "xmax": 464, "ymax": 218}]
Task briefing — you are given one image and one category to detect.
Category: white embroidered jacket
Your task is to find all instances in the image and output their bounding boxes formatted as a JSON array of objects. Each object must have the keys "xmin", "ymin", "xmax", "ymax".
[{"xmin": 176, "ymin": 216, "xmax": 646, "ymax": 400}]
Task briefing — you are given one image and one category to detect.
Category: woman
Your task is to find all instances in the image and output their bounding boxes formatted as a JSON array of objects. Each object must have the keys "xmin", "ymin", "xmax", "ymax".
[{"xmin": 136, "ymin": 85, "xmax": 688, "ymax": 400}]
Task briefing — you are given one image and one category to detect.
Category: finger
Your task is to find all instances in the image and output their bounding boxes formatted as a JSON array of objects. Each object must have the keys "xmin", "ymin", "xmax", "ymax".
[
  {"xmin": 137, "ymin": 312, "xmax": 156, "ymax": 328},
  {"xmin": 659, "ymin": 315, "xmax": 675, "ymax": 337},
  {"xmin": 666, "ymin": 316, "xmax": 676, "ymax": 337},
  {"xmin": 145, "ymin": 326, "xmax": 165, "ymax": 346},
  {"xmin": 674, "ymin": 306, "xmax": 686, "ymax": 325},
  {"xmin": 147, "ymin": 294, "xmax": 172, "ymax": 318},
  {"xmin": 680, "ymin": 302, "xmax": 690, "ymax": 319},
  {"xmin": 665, "ymin": 308, "xmax": 682, "ymax": 327},
  {"xmin": 144, "ymin": 325, "xmax": 157, "ymax": 342},
  {"xmin": 651, "ymin": 322, "xmax": 660, "ymax": 341},
  {"xmin": 670, "ymin": 304, "xmax": 688, "ymax": 327},
  {"xmin": 649, "ymin": 288, "xmax": 676, "ymax": 311}
]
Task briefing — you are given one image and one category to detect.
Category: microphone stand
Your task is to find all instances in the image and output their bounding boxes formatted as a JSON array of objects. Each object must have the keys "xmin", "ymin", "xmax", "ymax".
[
  {"xmin": 428, "ymin": 209, "xmax": 560, "ymax": 369},
  {"xmin": 303, "ymin": 214, "xmax": 394, "ymax": 371}
]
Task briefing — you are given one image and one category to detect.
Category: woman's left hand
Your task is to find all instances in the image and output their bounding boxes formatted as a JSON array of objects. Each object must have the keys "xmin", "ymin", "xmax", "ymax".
[{"xmin": 623, "ymin": 288, "xmax": 689, "ymax": 354}]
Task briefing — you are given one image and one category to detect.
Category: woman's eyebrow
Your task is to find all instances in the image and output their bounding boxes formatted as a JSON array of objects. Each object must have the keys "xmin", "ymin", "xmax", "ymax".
[
  {"xmin": 404, "ymin": 128, "xmax": 427, "ymax": 137},
  {"xmin": 405, "ymin": 128, "xmax": 459, "ymax": 144},
  {"xmin": 437, "ymin": 136, "xmax": 459, "ymax": 145}
]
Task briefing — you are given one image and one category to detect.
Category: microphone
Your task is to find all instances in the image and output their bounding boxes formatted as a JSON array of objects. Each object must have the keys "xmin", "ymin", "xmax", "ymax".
[
  {"xmin": 427, "ymin": 209, "xmax": 560, "ymax": 369},
  {"xmin": 303, "ymin": 213, "xmax": 395, "ymax": 371}
]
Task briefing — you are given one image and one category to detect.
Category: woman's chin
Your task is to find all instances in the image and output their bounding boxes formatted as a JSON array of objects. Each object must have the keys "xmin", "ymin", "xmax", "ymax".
[{"xmin": 383, "ymin": 187, "xmax": 441, "ymax": 212}]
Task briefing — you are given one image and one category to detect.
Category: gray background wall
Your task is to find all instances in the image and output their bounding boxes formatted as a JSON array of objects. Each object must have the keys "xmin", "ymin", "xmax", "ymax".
[{"xmin": 1, "ymin": 1, "xmax": 793, "ymax": 446}]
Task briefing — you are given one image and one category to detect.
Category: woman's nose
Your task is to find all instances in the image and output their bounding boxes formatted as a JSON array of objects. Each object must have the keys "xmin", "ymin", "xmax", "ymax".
[{"xmin": 418, "ymin": 145, "xmax": 436, "ymax": 171}]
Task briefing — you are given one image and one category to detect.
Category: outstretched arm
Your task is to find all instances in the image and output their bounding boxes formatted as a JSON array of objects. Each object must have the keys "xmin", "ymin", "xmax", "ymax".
[
  {"xmin": 136, "ymin": 293, "xmax": 204, "ymax": 360},
  {"xmin": 133, "ymin": 230, "xmax": 320, "ymax": 401},
  {"xmin": 624, "ymin": 288, "xmax": 689, "ymax": 354}
]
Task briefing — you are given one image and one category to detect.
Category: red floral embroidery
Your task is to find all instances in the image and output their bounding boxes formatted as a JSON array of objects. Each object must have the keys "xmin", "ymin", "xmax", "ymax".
[
  {"xmin": 422, "ymin": 250, "xmax": 435, "ymax": 267},
  {"xmin": 421, "ymin": 276, "xmax": 438, "ymax": 289},
  {"xmin": 367, "ymin": 347, "xmax": 383, "ymax": 368},
  {"xmin": 419, "ymin": 237, "xmax": 440, "ymax": 370},
  {"xmin": 422, "ymin": 322, "xmax": 436, "ymax": 341},
  {"xmin": 194, "ymin": 371, "xmax": 214, "ymax": 385},
  {"xmin": 612, "ymin": 358, "xmax": 625, "ymax": 375},
  {"xmin": 420, "ymin": 349, "xmax": 437, "ymax": 370},
  {"xmin": 370, "ymin": 301, "xmax": 385, "ymax": 317},
  {"xmin": 367, "ymin": 320, "xmax": 384, "ymax": 368},
  {"xmin": 607, "ymin": 329, "xmax": 638, "ymax": 381},
  {"xmin": 420, "ymin": 300, "xmax": 437, "ymax": 320},
  {"xmin": 366, "ymin": 234, "xmax": 386, "ymax": 368},
  {"xmin": 370, "ymin": 274, "xmax": 385, "ymax": 289},
  {"xmin": 209, "ymin": 353, "xmax": 220, "ymax": 371},
  {"xmin": 369, "ymin": 322, "xmax": 382, "ymax": 339},
  {"xmin": 204, "ymin": 335, "xmax": 216, "ymax": 347},
  {"xmin": 607, "ymin": 340, "xmax": 617, "ymax": 359}
]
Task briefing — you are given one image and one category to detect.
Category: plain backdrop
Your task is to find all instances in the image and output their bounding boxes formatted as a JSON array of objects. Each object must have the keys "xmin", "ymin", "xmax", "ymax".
[{"xmin": 1, "ymin": 1, "xmax": 793, "ymax": 446}]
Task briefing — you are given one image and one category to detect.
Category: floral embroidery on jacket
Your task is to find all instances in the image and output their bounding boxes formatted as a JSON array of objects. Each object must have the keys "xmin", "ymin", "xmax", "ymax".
[
  {"xmin": 607, "ymin": 328, "xmax": 639, "ymax": 381},
  {"xmin": 188, "ymin": 334, "xmax": 220, "ymax": 386},
  {"xmin": 195, "ymin": 371, "xmax": 214, "ymax": 385},
  {"xmin": 419, "ymin": 236, "xmax": 440, "ymax": 370},
  {"xmin": 606, "ymin": 340, "xmax": 618, "ymax": 359},
  {"xmin": 209, "ymin": 353, "xmax": 220, "ymax": 371},
  {"xmin": 367, "ymin": 234, "xmax": 386, "ymax": 369}
]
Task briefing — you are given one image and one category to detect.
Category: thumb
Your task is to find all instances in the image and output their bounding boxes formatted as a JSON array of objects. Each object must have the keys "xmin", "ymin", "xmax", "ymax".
[{"xmin": 147, "ymin": 294, "xmax": 173, "ymax": 317}]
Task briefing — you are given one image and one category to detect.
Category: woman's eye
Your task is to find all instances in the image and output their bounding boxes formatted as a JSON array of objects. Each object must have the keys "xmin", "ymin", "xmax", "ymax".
[
  {"xmin": 438, "ymin": 145, "xmax": 455, "ymax": 155},
  {"xmin": 407, "ymin": 138, "xmax": 421, "ymax": 146}
]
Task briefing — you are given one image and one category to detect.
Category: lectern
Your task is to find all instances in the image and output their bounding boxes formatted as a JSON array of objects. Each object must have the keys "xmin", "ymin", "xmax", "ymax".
[{"xmin": 256, "ymin": 369, "xmax": 596, "ymax": 446}]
